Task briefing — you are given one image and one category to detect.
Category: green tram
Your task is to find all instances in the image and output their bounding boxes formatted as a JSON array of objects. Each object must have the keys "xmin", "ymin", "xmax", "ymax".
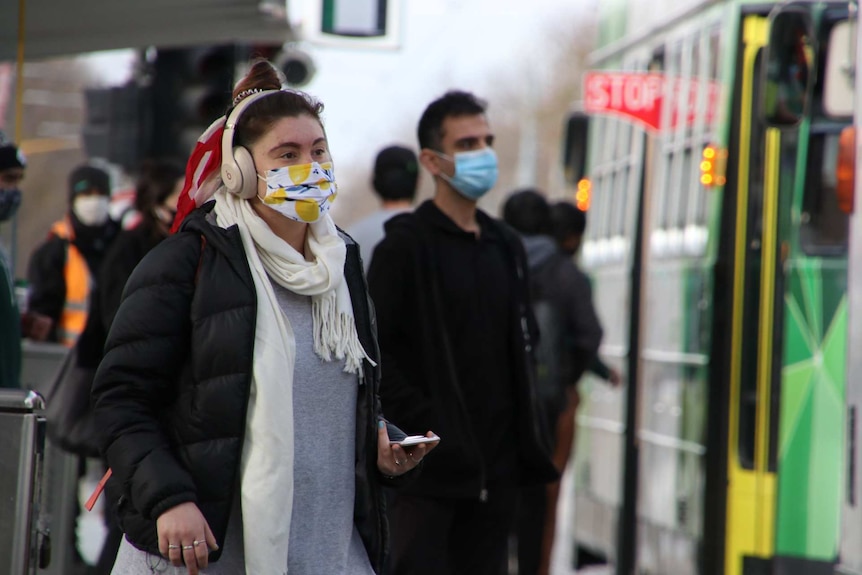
[
  {"xmin": 838, "ymin": 2, "xmax": 862, "ymax": 574},
  {"xmin": 563, "ymin": 1, "xmax": 856, "ymax": 573}
]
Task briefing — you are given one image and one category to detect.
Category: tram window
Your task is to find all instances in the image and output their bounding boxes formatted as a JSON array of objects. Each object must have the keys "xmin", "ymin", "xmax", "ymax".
[
  {"xmin": 667, "ymin": 152, "xmax": 684, "ymax": 229},
  {"xmin": 596, "ymin": 173, "xmax": 612, "ymax": 240},
  {"xmin": 693, "ymin": 143, "xmax": 712, "ymax": 226},
  {"xmin": 616, "ymin": 119, "xmax": 633, "ymax": 157},
  {"xmin": 695, "ymin": 179, "xmax": 708, "ymax": 226},
  {"xmin": 599, "ymin": 172, "xmax": 614, "ymax": 238},
  {"xmin": 656, "ymin": 153, "xmax": 673, "ymax": 230},
  {"xmin": 708, "ymin": 29, "xmax": 721, "ymax": 80},
  {"xmin": 691, "ymin": 37, "xmax": 701, "ymax": 80},
  {"xmin": 614, "ymin": 166, "xmax": 630, "ymax": 236},
  {"xmin": 656, "ymin": 145, "xmax": 672, "ymax": 231},
  {"xmin": 669, "ymin": 42, "xmax": 682, "ymax": 78},
  {"xmin": 677, "ymin": 148, "xmax": 692, "ymax": 228},
  {"xmin": 592, "ymin": 176, "xmax": 606, "ymax": 241},
  {"xmin": 822, "ymin": 20, "xmax": 854, "ymax": 118},
  {"xmin": 800, "ymin": 131, "xmax": 849, "ymax": 255}
]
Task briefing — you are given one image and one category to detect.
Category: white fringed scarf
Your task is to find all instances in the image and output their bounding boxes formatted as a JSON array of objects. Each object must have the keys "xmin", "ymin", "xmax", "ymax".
[{"xmin": 212, "ymin": 189, "xmax": 371, "ymax": 574}]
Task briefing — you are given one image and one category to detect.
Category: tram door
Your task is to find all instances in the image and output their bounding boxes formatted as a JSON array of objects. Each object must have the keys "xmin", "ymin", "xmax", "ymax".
[{"xmin": 723, "ymin": 14, "xmax": 783, "ymax": 575}]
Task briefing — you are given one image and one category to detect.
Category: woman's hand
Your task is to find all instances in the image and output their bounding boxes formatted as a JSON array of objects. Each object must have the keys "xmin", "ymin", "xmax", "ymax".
[
  {"xmin": 377, "ymin": 420, "xmax": 438, "ymax": 476},
  {"xmin": 157, "ymin": 502, "xmax": 219, "ymax": 575}
]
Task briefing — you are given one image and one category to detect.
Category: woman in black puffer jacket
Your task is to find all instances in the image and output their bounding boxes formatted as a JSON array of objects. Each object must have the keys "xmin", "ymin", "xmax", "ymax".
[{"xmin": 92, "ymin": 60, "xmax": 436, "ymax": 575}]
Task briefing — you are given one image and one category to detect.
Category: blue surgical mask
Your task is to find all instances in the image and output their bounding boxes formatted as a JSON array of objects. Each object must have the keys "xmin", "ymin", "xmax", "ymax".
[
  {"xmin": 435, "ymin": 148, "xmax": 499, "ymax": 200},
  {"xmin": 0, "ymin": 188, "xmax": 21, "ymax": 222}
]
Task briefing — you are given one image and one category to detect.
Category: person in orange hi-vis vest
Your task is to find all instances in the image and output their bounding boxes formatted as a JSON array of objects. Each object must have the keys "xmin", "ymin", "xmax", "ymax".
[{"xmin": 27, "ymin": 164, "xmax": 119, "ymax": 346}]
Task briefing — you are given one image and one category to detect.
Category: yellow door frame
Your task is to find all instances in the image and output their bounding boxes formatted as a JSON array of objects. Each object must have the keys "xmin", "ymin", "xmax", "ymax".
[{"xmin": 724, "ymin": 14, "xmax": 781, "ymax": 575}]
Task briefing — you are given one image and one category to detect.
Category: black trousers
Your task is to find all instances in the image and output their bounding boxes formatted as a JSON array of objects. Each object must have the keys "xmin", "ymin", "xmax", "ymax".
[
  {"xmin": 515, "ymin": 484, "xmax": 546, "ymax": 575},
  {"xmin": 389, "ymin": 489, "xmax": 518, "ymax": 575}
]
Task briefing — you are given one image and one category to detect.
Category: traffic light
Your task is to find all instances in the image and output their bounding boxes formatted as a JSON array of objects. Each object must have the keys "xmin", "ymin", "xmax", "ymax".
[
  {"xmin": 275, "ymin": 46, "xmax": 316, "ymax": 87},
  {"xmin": 150, "ymin": 45, "xmax": 238, "ymax": 162},
  {"xmin": 82, "ymin": 84, "xmax": 151, "ymax": 173},
  {"xmin": 249, "ymin": 42, "xmax": 317, "ymax": 88}
]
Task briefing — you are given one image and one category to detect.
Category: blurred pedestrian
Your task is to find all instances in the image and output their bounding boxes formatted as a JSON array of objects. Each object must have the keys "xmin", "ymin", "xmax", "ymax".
[
  {"xmin": 347, "ymin": 145, "xmax": 418, "ymax": 273},
  {"xmin": 367, "ymin": 90, "xmax": 558, "ymax": 575},
  {"xmin": 0, "ymin": 131, "xmax": 50, "ymax": 386},
  {"xmin": 549, "ymin": 200, "xmax": 620, "ymax": 386},
  {"xmin": 503, "ymin": 190, "xmax": 615, "ymax": 575},
  {"xmin": 27, "ymin": 164, "xmax": 118, "ymax": 346},
  {"xmin": 99, "ymin": 159, "xmax": 184, "ymax": 329},
  {"xmin": 93, "ymin": 59, "xmax": 434, "ymax": 575},
  {"xmin": 71, "ymin": 159, "xmax": 183, "ymax": 575}
]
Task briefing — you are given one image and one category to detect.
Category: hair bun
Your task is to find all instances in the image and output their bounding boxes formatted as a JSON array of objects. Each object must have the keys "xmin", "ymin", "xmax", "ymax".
[{"xmin": 232, "ymin": 60, "xmax": 283, "ymax": 103}]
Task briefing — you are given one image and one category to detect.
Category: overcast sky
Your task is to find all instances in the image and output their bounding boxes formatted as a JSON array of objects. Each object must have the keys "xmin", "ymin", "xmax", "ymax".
[{"xmin": 304, "ymin": 0, "xmax": 589, "ymax": 160}]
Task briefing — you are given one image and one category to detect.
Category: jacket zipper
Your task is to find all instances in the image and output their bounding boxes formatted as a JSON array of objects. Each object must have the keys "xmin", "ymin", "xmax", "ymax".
[
  {"xmin": 428, "ymin": 251, "xmax": 488, "ymax": 501},
  {"xmin": 448, "ymin": 365, "xmax": 489, "ymax": 502}
]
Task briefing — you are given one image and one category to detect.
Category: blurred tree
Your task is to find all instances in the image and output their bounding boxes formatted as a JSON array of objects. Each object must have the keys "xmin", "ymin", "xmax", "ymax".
[
  {"xmin": 331, "ymin": 13, "xmax": 597, "ymax": 228},
  {"xmin": 483, "ymin": 14, "xmax": 597, "ymax": 215}
]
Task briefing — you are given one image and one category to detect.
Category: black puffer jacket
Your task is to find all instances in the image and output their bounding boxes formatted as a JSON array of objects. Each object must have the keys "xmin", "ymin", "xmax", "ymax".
[{"xmin": 92, "ymin": 202, "xmax": 404, "ymax": 570}]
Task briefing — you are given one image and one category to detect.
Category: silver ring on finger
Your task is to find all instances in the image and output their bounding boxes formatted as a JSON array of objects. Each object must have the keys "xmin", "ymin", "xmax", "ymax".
[
  {"xmin": 193, "ymin": 539, "xmax": 205, "ymax": 546},
  {"xmin": 168, "ymin": 544, "xmax": 180, "ymax": 550},
  {"xmin": 183, "ymin": 544, "xmax": 195, "ymax": 550}
]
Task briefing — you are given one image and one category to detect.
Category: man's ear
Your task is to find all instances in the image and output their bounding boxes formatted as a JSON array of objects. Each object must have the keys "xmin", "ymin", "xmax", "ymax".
[{"xmin": 419, "ymin": 149, "xmax": 442, "ymax": 176}]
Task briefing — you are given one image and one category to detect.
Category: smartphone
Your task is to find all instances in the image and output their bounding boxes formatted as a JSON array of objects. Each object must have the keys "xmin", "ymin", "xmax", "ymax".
[{"xmin": 390, "ymin": 434, "xmax": 440, "ymax": 447}]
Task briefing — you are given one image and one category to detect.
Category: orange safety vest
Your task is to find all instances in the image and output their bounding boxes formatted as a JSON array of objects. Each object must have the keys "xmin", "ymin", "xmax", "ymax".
[{"xmin": 49, "ymin": 219, "xmax": 91, "ymax": 347}]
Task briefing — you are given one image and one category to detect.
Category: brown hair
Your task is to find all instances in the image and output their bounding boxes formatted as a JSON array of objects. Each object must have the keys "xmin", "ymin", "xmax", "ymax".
[
  {"xmin": 135, "ymin": 158, "xmax": 184, "ymax": 229},
  {"xmin": 230, "ymin": 59, "xmax": 325, "ymax": 148}
]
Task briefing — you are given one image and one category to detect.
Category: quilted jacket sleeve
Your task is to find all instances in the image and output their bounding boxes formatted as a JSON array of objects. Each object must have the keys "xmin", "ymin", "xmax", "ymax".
[{"xmin": 92, "ymin": 231, "xmax": 201, "ymax": 521}]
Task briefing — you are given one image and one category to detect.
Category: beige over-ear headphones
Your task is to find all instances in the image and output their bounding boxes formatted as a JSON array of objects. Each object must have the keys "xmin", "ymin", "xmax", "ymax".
[{"xmin": 220, "ymin": 89, "xmax": 279, "ymax": 199}]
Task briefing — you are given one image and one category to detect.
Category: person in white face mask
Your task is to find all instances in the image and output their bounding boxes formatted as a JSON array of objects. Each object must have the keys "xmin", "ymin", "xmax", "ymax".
[{"xmin": 26, "ymin": 164, "xmax": 119, "ymax": 346}]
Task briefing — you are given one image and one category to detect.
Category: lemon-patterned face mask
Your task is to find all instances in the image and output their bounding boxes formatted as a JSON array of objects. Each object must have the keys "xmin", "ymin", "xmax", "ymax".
[{"xmin": 257, "ymin": 162, "xmax": 337, "ymax": 223}]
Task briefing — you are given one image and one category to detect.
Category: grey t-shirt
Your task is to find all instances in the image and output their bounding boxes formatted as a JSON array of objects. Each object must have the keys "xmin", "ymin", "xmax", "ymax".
[
  {"xmin": 111, "ymin": 279, "xmax": 373, "ymax": 575},
  {"xmin": 347, "ymin": 208, "xmax": 409, "ymax": 273}
]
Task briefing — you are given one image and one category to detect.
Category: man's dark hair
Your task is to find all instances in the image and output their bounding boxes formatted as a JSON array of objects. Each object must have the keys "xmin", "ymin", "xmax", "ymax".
[
  {"xmin": 417, "ymin": 90, "xmax": 487, "ymax": 151},
  {"xmin": 503, "ymin": 189, "xmax": 552, "ymax": 236},
  {"xmin": 550, "ymin": 201, "xmax": 587, "ymax": 244},
  {"xmin": 373, "ymin": 145, "xmax": 419, "ymax": 202}
]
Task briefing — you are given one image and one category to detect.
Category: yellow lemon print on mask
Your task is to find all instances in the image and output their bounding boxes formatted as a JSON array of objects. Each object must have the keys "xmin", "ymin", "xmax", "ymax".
[
  {"xmin": 295, "ymin": 199, "xmax": 320, "ymax": 222},
  {"xmin": 328, "ymin": 193, "xmax": 337, "ymax": 204},
  {"xmin": 288, "ymin": 164, "xmax": 312, "ymax": 185},
  {"xmin": 319, "ymin": 181, "xmax": 331, "ymax": 191},
  {"xmin": 264, "ymin": 188, "xmax": 288, "ymax": 204}
]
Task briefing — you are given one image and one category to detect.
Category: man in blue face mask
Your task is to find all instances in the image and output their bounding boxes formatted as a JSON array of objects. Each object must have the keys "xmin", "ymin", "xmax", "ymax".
[{"xmin": 367, "ymin": 91, "xmax": 558, "ymax": 575}]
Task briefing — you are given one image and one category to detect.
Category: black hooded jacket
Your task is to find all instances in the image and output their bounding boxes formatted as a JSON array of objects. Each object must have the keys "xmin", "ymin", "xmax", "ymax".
[
  {"xmin": 521, "ymin": 234, "xmax": 603, "ymax": 391},
  {"xmin": 91, "ymin": 202, "xmax": 406, "ymax": 570},
  {"xmin": 367, "ymin": 201, "xmax": 558, "ymax": 500}
]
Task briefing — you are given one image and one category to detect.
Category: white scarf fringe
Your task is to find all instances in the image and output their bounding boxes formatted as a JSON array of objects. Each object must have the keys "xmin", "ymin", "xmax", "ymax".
[{"xmin": 211, "ymin": 189, "xmax": 370, "ymax": 574}]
